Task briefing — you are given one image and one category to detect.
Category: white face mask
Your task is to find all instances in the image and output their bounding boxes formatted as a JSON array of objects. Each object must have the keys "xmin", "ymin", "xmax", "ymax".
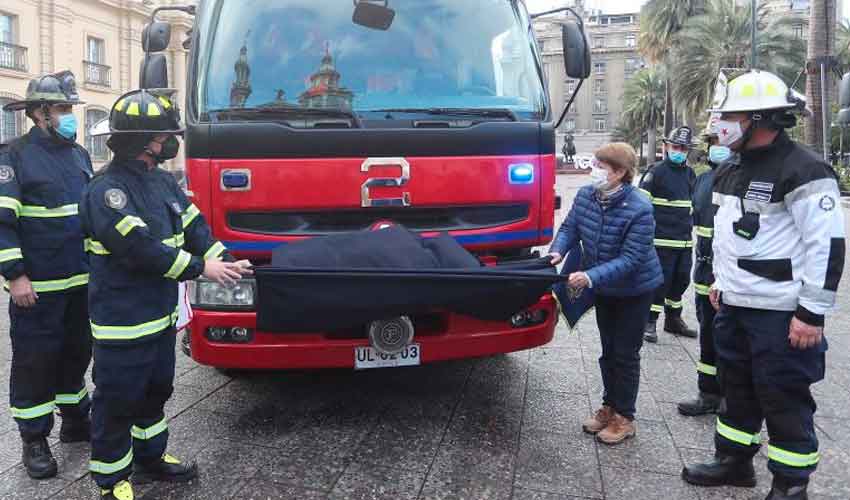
[
  {"xmin": 589, "ymin": 166, "xmax": 609, "ymax": 189},
  {"xmin": 716, "ymin": 119, "xmax": 745, "ymax": 147}
]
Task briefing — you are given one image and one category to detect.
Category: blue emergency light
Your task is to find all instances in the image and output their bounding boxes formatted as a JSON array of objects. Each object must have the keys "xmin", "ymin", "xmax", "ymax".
[{"xmin": 508, "ymin": 163, "xmax": 534, "ymax": 184}]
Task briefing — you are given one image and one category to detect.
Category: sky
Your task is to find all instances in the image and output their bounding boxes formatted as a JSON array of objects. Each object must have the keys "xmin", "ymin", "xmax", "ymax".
[{"xmin": 524, "ymin": 0, "xmax": 849, "ymax": 20}]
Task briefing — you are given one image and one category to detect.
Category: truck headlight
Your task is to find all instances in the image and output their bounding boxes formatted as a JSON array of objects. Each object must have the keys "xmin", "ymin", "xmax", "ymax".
[{"xmin": 187, "ymin": 278, "xmax": 256, "ymax": 310}]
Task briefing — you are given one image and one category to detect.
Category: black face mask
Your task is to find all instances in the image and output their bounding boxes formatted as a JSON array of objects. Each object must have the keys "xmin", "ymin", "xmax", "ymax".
[{"xmin": 149, "ymin": 136, "xmax": 180, "ymax": 164}]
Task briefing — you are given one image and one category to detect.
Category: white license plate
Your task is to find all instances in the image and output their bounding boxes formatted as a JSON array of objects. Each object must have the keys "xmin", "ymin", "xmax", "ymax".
[{"xmin": 354, "ymin": 344, "xmax": 421, "ymax": 370}]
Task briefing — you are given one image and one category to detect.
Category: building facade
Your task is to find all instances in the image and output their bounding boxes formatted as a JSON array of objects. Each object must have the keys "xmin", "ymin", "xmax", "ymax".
[
  {"xmin": 534, "ymin": 1, "xmax": 643, "ymax": 156},
  {"xmin": 0, "ymin": 0, "xmax": 193, "ymax": 170}
]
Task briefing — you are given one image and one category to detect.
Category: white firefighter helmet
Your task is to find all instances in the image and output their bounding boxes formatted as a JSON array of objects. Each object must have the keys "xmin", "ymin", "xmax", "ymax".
[{"xmin": 707, "ymin": 70, "xmax": 801, "ymax": 114}]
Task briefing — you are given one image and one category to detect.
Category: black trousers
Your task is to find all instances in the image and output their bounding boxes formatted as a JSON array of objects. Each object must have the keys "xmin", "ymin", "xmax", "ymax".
[
  {"xmin": 649, "ymin": 247, "xmax": 692, "ymax": 321},
  {"xmin": 90, "ymin": 331, "xmax": 175, "ymax": 488},
  {"xmin": 9, "ymin": 289, "xmax": 91, "ymax": 441},
  {"xmin": 714, "ymin": 304, "xmax": 825, "ymax": 482},
  {"xmin": 595, "ymin": 292, "xmax": 654, "ymax": 420},
  {"xmin": 695, "ymin": 294, "xmax": 721, "ymax": 395}
]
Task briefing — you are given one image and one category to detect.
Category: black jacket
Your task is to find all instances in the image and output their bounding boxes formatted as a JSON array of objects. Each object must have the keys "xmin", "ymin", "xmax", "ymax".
[
  {"xmin": 639, "ymin": 158, "xmax": 696, "ymax": 248},
  {"xmin": 692, "ymin": 164, "xmax": 718, "ymax": 295}
]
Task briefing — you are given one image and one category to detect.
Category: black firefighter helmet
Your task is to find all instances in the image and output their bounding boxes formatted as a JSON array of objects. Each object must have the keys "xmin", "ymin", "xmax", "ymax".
[
  {"xmin": 99, "ymin": 89, "xmax": 184, "ymax": 136},
  {"xmin": 2, "ymin": 70, "xmax": 85, "ymax": 112},
  {"xmin": 662, "ymin": 126, "xmax": 698, "ymax": 148}
]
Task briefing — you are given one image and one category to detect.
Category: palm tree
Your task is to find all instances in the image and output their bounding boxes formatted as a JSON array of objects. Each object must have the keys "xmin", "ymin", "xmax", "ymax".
[
  {"xmin": 620, "ymin": 67, "xmax": 666, "ymax": 165},
  {"xmin": 673, "ymin": 0, "xmax": 806, "ymax": 122},
  {"xmin": 638, "ymin": 0, "xmax": 706, "ymax": 135},
  {"xmin": 805, "ymin": 0, "xmax": 836, "ymax": 154},
  {"xmin": 836, "ymin": 20, "xmax": 850, "ymax": 72}
]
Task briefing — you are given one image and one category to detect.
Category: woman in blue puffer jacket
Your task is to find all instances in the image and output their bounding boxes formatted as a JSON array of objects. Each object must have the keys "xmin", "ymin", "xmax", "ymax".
[{"xmin": 548, "ymin": 142, "xmax": 663, "ymax": 445}]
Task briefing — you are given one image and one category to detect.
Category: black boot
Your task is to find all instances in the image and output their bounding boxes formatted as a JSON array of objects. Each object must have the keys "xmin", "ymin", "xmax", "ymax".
[
  {"xmin": 644, "ymin": 321, "xmax": 658, "ymax": 343},
  {"xmin": 766, "ymin": 478, "xmax": 808, "ymax": 499},
  {"xmin": 100, "ymin": 480, "xmax": 134, "ymax": 500},
  {"xmin": 133, "ymin": 454, "xmax": 198, "ymax": 484},
  {"xmin": 664, "ymin": 315, "xmax": 698, "ymax": 338},
  {"xmin": 22, "ymin": 437, "xmax": 58, "ymax": 479},
  {"xmin": 682, "ymin": 454, "xmax": 757, "ymax": 487},
  {"xmin": 59, "ymin": 415, "xmax": 91, "ymax": 443},
  {"xmin": 677, "ymin": 392, "xmax": 722, "ymax": 416}
]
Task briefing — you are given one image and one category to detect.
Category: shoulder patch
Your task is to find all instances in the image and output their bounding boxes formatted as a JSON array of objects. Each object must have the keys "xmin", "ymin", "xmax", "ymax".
[
  {"xmin": 819, "ymin": 195, "xmax": 836, "ymax": 212},
  {"xmin": 0, "ymin": 165, "xmax": 14, "ymax": 184},
  {"xmin": 104, "ymin": 188, "xmax": 128, "ymax": 210}
]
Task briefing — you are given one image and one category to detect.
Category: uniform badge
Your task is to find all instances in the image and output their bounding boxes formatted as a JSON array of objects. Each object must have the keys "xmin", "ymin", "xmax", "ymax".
[
  {"xmin": 105, "ymin": 188, "xmax": 128, "ymax": 210},
  {"xmin": 819, "ymin": 195, "xmax": 836, "ymax": 212},
  {"xmin": 0, "ymin": 165, "xmax": 15, "ymax": 184}
]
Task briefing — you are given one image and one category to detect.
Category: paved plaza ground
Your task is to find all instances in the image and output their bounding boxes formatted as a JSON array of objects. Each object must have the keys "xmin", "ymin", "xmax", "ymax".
[{"xmin": 0, "ymin": 175, "xmax": 848, "ymax": 499}]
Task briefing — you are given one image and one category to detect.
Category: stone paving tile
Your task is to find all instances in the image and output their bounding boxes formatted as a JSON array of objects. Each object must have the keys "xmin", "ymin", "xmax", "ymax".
[
  {"xmin": 419, "ymin": 440, "xmax": 515, "ymax": 500},
  {"xmin": 528, "ymin": 363, "xmax": 588, "ymax": 395},
  {"xmin": 0, "ymin": 464, "xmax": 71, "ymax": 500},
  {"xmin": 641, "ymin": 360, "xmax": 701, "ymax": 404},
  {"xmin": 512, "ymin": 489, "xmax": 595, "ymax": 500},
  {"xmin": 255, "ymin": 448, "xmax": 353, "ymax": 493},
  {"xmin": 596, "ymin": 419, "xmax": 684, "ymax": 475},
  {"xmin": 54, "ymin": 441, "xmax": 92, "ymax": 481},
  {"xmin": 515, "ymin": 430, "xmax": 602, "ymax": 499},
  {"xmin": 660, "ymin": 403, "xmax": 717, "ymax": 451},
  {"xmin": 329, "ymin": 463, "xmax": 426, "ymax": 500},
  {"xmin": 174, "ymin": 365, "xmax": 233, "ymax": 391},
  {"xmin": 353, "ymin": 411, "xmax": 448, "ymax": 473},
  {"xmin": 601, "ymin": 466, "xmax": 700, "ymax": 500},
  {"xmin": 523, "ymin": 390, "xmax": 591, "ymax": 435},
  {"xmin": 226, "ymin": 479, "xmax": 328, "ymax": 500}
]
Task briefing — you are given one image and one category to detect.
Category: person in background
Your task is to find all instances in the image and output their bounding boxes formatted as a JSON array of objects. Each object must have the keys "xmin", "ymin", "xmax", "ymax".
[
  {"xmin": 549, "ymin": 142, "xmax": 663, "ymax": 445},
  {"xmin": 677, "ymin": 113, "xmax": 729, "ymax": 417},
  {"xmin": 639, "ymin": 126, "xmax": 699, "ymax": 343},
  {"xmin": 0, "ymin": 71, "xmax": 93, "ymax": 479}
]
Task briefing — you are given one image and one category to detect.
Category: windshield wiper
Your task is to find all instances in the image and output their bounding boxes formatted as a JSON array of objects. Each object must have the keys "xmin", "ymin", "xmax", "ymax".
[
  {"xmin": 207, "ymin": 106, "xmax": 362, "ymax": 128},
  {"xmin": 368, "ymin": 107, "xmax": 518, "ymax": 122}
]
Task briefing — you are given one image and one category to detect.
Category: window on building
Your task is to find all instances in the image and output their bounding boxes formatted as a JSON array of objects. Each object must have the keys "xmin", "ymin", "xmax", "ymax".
[
  {"xmin": 593, "ymin": 98, "xmax": 607, "ymax": 114},
  {"xmin": 594, "ymin": 79, "xmax": 606, "ymax": 94},
  {"xmin": 85, "ymin": 37, "xmax": 110, "ymax": 87},
  {"xmin": 793, "ymin": 24, "xmax": 805, "ymax": 39},
  {"xmin": 564, "ymin": 118, "xmax": 576, "ymax": 131},
  {"xmin": 85, "ymin": 108, "xmax": 110, "ymax": 161},
  {"xmin": 625, "ymin": 33, "xmax": 636, "ymax": 48},
  {"xmin": 0, "ymin": 12, "xmax": 27, "ymax": 72},
  {"xmin": 594, "ymin": 117, "xmax": 607, "ymax": 132},
  {"xmin": 566, "ymin": 79, "xmax": 576, "ymax": 94},
  {"xmin": 87, "ymin": 36, "xmax": 105, "ymax": 64},
  {"xmin": 593, "ymin": 35, "xmax": 605, "ymax": 48},
  {"xmin": 625, "ymin": 58, "xmax": 642, "ymax": 78},
  {"xmin": 594, "ymin": 61, "xmax": 606, "ymax": 75},
  {"xmin": 0, "ymin": 13, "xmax": 14, "ymax": 43},
  {"xmin": 0, "ymin": 97, "xmax": 24, "ymax": 144}
]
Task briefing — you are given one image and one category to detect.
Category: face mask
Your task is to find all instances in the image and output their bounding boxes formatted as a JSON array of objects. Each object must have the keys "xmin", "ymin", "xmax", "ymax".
[
  {"xmin": 149, "ymin": 136, "xmax": 180, "ymax": 163},
  {"xmin": 589, "ymin": 166, "xmax": 609, "ymax": 189},
  {"xmin": 708, "ymin": 145, "xmax": 732, "ymax": 164},
  {"xmin": 667, "ymin": 150, "xmax": 687, "ymax": 165},
  {"xmin": 715, "ymin": 119, "xmax": 745, "ymax": 147},
  {"xmin": 54, "ymin": 113, "xmax": 78, "ymax": 140}
]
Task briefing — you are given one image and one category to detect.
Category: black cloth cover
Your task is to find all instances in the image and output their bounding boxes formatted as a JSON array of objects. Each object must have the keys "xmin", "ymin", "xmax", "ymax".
[{"xmin": 256, "ymin": 226, "xmax": 560, "ymax": 332}]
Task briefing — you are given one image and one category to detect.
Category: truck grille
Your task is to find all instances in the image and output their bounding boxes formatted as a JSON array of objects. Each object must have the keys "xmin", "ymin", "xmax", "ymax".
[{"xmin": 227, "ymin": 204, "xmax": 529, "ymax": 235}]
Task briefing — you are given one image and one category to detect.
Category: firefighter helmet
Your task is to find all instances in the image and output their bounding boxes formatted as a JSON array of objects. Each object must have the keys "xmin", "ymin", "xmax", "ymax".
[
  {"xmin": 94, "ymin": 89, "xmax": 184, "ymax": 136},
  {"xmin": 662, "ymin": 126, "xmax": 698, "ymax": 147},
  {"xmin": 707, "ymin": 70, "xmax": 804, "ymax": 114},
  {"xmin": 2, "ymin": 71, "xmax": 85, "ymax": 111}
]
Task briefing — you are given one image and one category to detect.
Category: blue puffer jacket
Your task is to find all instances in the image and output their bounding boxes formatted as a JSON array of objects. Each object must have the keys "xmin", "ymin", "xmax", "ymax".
[{"xmin": 549, "ymin": 184, "xmax": 663, "ymax": 297}]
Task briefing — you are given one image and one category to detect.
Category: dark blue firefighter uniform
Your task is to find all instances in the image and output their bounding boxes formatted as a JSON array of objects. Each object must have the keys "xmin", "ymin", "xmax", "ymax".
[
  {"xmin": 692, "ymin": 166, "xmax": 721, "ymax": 396},
  {"xmin": 80, "ymin": 158, "xmax": 227, "ymax": 488},
  {"xmin": 0, "ymin": 126, "xmax": 93, "ymax": 442}
]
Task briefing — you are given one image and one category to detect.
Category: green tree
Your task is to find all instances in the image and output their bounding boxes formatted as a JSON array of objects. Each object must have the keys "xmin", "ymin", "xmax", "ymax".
[
  {"xmin": 619, "ymin": 67, "xmax": 666, "ymax": 165},
  {"xmin": 672, "ymin": 0, "xmax": 806, "ymax": 122}
]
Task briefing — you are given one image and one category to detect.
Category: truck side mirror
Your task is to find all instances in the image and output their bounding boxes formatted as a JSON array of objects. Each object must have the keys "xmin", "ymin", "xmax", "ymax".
[
  {"xmin": 142, "ymin": 21, "xmax": 172, "ymax": 53},
  {"xmin": 140, "ymin": 54, "xmax": 169, "ymax": 89},
  {"xmin": 562, "ymin": 21, "xmax": 590, "ymax": 79},
  {"xmin": 840, "ymin": 72, "xmax": 850, "ymax": 109},
  {"xmin": 352, "ymin": 1, "xmax": 395, "ymax": 31}
]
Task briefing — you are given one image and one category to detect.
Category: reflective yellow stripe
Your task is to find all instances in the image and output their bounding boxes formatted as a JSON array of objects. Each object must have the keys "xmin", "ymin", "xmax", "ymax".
[
  {"xmin": 85, "ymin": 239, "xmax": 110, "ymax": 255},
  {"xmin": 165, "ymin": 250, "xmax": 192, "ymax": 279},
  {"xmin": 697, "ymin": 362, "xmax": 717, "ymax": 376},
  {"xmin": 650, "ymin": 304, "xmax": 663, "ymax": 313},
  {"xmin": 651, "ymin": 197, "xmax": 693, "ymax": 208},
  {"xmin": 131, "ymin": 418, "xmax": 167, "ymax": 440},
  {"xmin": 126, "ymin": 102, "xmax": 140, "ymax": 116},
  {"xmin": 0, "ymin": 247, "xmax": 22, "ymax": 263},
  {"xmin": 115, "ymin": 215, "xmax": 146, "ymax": 236},
  {"xmin": 695, "ymin": 283, "xmax": 711, "ymax": 296},
  {"xmin": 20, "ymin": 204, "xmax": 78, "ymax": 218},
  {"xmin": 162, "ymin": 233, "xmax": 185, "ymax": 248},
  {"xmin": 3, "ymin": 273, "xmax": 90, "ymax": 293},
  {"xmin": 181, "ymin": 204, "xmax": 200, "ymax": 228},
  {"xmin": 56, "ymin": 387, "xmax": 88, "ymax": 405},
  {"xmin": 90, "ymin": 448, "xmax": 133, "ymax": 475},
  {"xmin": 654, "ymin": 238, "xmax": 693, "ymax": 248},
  {"xmin": 146, "ymin": 103, "xmax": 161, "ymax": 116},
  {"xmin": 114, "ymin": 98, "xmax": 126, "ymax": 112},
  {"xmin": 0, "ymin": 196, "xmax": 22, "ymax": 216},
  {"xmin": 91, "ymin": 310, "xmax": 178, "ymax": 341},
  {"xmin": 665, "ymin": 298, "xmax": 683, "ymax": 309},
  {"xmin": 767, "ymin": 445, "xmax": 819, "ymax": 468},
  {"xmin": 203, "ymin": 241, "xmax": 226, "ymax": 260},
  {"xmin": 638, "ymin": 188, "xmax": 652, "ymax": 199},
  {"xmin": 716, "ymin": 418, "xmax": 760, "ymax": 446},
  {"xmin": 158, "ymin": 96, "xmax": 172, "ymax": 109},
  {"xmin": 695, "ymin": 226, "xmax": 714, "ymax": 238},
  {"xmin": 11, "ymin": 400, "xmax": 56, "ymax": 419}
]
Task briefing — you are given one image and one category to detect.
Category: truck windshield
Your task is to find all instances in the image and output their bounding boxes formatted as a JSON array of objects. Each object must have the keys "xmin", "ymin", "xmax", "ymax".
[{"xmin": 197, "ymin": 0, "xmax": 547, "ymax": 121}]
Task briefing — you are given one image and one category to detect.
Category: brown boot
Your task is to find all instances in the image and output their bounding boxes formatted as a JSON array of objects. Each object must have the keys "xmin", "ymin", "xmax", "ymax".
[
  {"xmin": 582, "ymin": 405, "xmax": 614, "ymax": 435},
  {"xmin": 596, "ymin": 413, "xmax": 636, "ymax": 445}
]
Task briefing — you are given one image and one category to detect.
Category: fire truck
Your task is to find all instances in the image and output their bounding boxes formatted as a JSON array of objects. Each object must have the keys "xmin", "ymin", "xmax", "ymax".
[{"xmin": 137, "ymin": 0, "xmax": 590, "ymax": 370}]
